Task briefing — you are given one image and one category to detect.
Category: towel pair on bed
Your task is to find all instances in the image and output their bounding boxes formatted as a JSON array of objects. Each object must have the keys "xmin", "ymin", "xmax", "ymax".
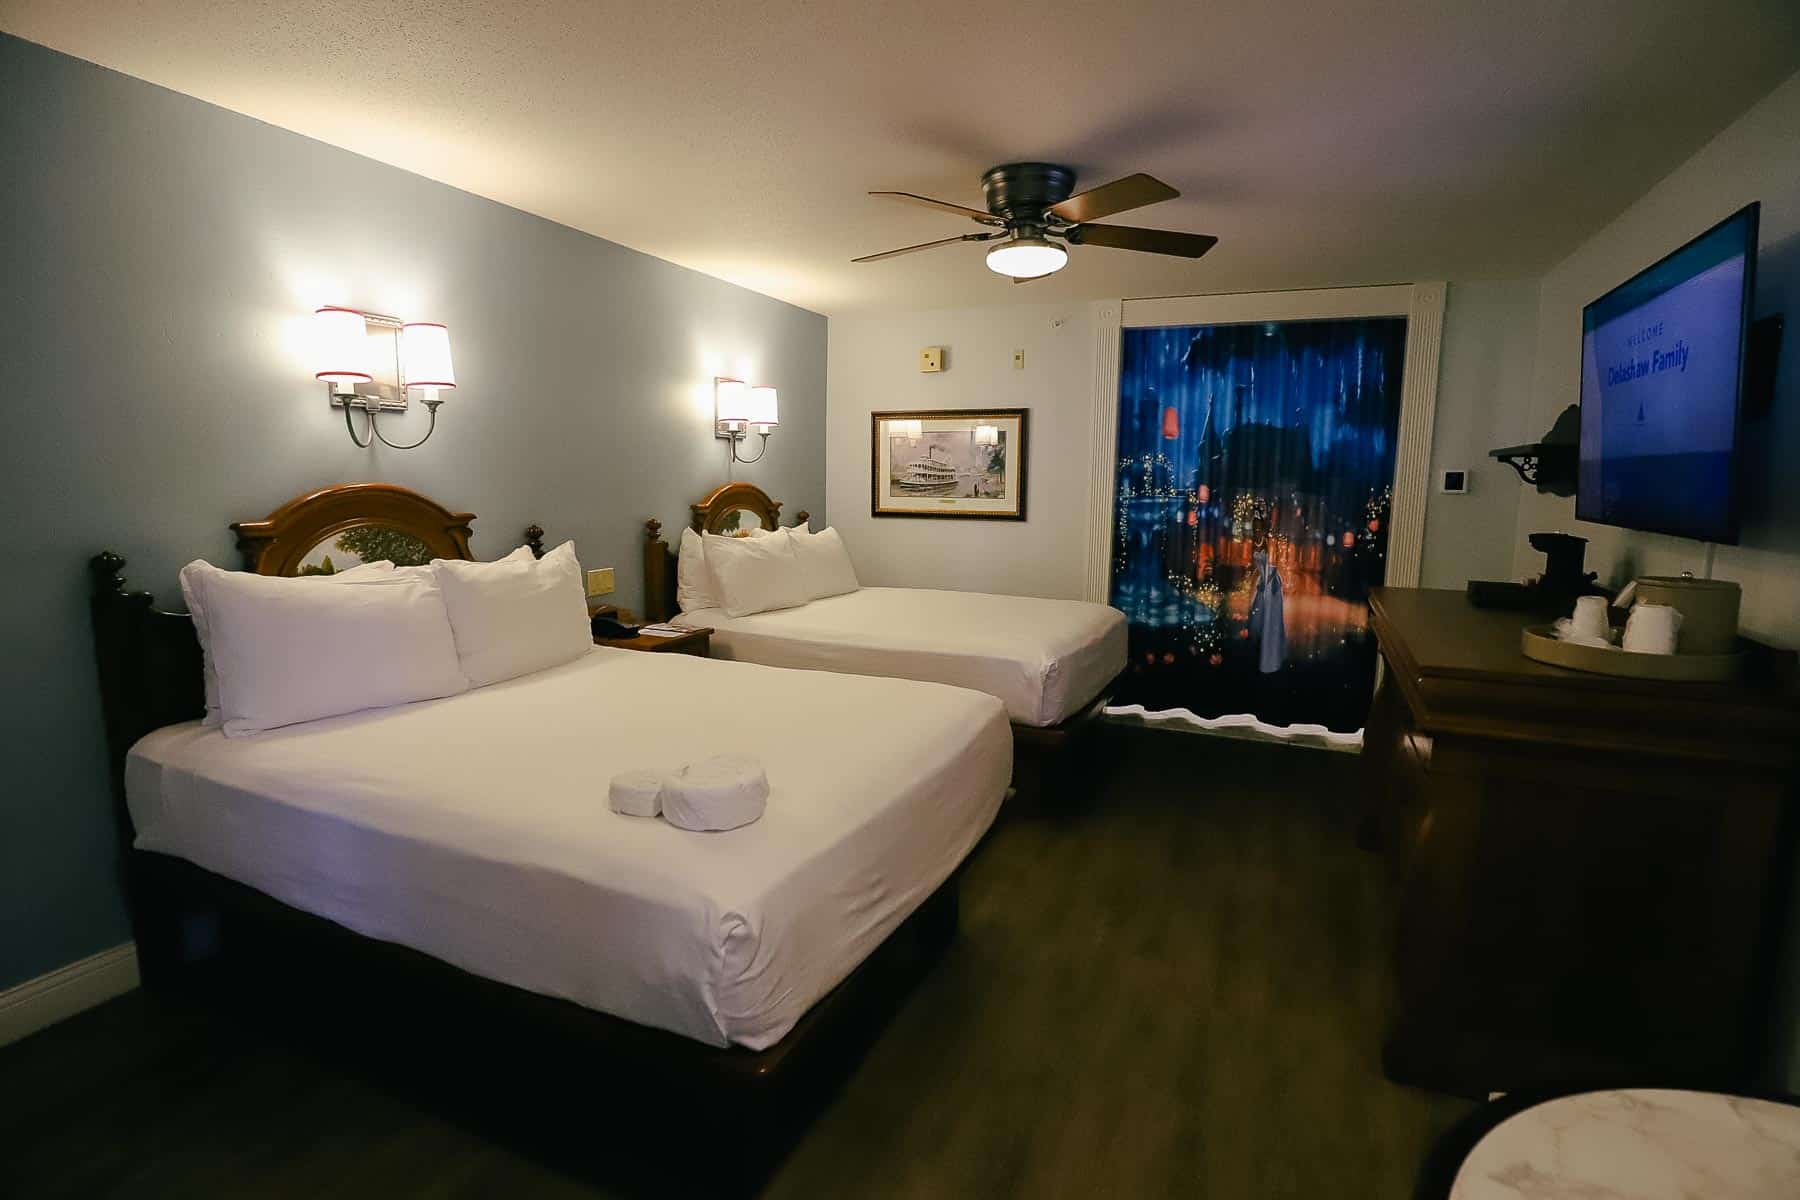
[{"xmin": 609, "ymin": 755, "xmax": 768, "ymax": 831}]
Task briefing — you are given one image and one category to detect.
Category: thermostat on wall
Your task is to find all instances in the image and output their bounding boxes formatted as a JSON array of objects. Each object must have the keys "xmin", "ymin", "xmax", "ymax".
[
  {"xmin": 1440, "ymin": 468, "xmax": 1469, "ymax": 494},
  {"xmin": 919, "ymin": 346, "xmax": 944, "ymax": 373}
]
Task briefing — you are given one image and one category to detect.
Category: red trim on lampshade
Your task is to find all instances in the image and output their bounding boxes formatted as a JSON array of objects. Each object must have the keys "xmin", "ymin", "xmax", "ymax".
[
  {"xmin": 315, "ymin": 308, "xmax": 371, "ymax": 380},
  {"xmin": 400, "ymin": 322, "xmax": 455, "ymax": 389}
]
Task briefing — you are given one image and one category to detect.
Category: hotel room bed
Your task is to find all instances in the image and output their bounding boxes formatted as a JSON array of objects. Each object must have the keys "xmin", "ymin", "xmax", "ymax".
[
  {"xmin": 91, "ymin": 482, "xmax": 1009, "ymax": 1101},
  {"xmin": 644, "ymin": 482, "xmax": 1127, "ymax": 735},
  {"xmin": 127, "ymin": 647, "xmax": 1008, "ymax": 1049},
  {"xmin": 674, "ymin": 586, "xmax": 1126, "ymax": 728}
]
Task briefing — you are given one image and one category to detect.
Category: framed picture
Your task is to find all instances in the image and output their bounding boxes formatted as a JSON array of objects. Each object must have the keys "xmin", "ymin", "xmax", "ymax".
[{"xmin": 871, "ymin": 408, "xmax": 1028, "ymax": 520}]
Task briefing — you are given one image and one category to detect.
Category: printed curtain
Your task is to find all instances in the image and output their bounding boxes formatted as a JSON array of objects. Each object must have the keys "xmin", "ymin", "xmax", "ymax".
[{"xmin": 1110, "ymin": 317, "xmax": 1407, "ymax": 733}]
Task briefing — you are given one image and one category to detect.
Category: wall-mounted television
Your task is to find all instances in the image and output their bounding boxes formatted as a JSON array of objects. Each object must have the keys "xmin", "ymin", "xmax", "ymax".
[{"xmin": 1577, "ymin": 201, "xmax": 1759, "ymax": 544}]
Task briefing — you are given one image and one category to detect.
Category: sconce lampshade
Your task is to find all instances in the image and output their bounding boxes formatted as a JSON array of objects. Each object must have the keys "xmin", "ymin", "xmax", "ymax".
[
  {"xmin": 401, "ymin": 322, "xmax": 456, "ymax": 390},
  {"xmin": 974, "ymin": 424, "xmax": 1000, "ymax": 446},
  {"xmin": 747, "ymin": 385, "xmax": 779, "ymax": 430},
  {"xmin": 1162, "ymin": 406, "xmax": 1180, "ymax": 440},
  {"xmin": 715, "ymin": 378, "xmax": 750, "ymax": 426},
  {"xmin": 314, "ymin": 307, "xmax": 373, "ymax": 383}
]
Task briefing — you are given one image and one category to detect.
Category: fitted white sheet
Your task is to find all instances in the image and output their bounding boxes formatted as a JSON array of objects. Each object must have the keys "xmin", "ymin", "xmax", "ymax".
[
  {"xmin": 126, "ymin": 648, "xmax": 1010, "ymax": 1050},
  {"xmin": 676, "ymin": 587, "xmax": 1127, "ymax": 727}
]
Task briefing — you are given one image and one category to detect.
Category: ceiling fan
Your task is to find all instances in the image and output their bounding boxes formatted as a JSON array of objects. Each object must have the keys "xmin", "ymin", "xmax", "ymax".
[{"xmin": 854, "ymin": 162, "xmax": 1217, "ymax": 281}]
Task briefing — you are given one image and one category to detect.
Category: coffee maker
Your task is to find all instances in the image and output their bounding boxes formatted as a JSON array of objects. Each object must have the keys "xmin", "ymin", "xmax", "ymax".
[{"xmin": 1467, "ymin": 532, "xmax": 1606, "ymax": 615}]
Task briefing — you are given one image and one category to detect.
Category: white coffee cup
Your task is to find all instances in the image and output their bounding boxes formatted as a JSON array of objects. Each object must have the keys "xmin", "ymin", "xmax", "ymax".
[
  {"xmin": 1569, "ymin": 595, "xmax": 1610, "ymax": 641},
  {"xmin": 1622, "ymin": 603, "xmax": 1682, "ymax": 655}
]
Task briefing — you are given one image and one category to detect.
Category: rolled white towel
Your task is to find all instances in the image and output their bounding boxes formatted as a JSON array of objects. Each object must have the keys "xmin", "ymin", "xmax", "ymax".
[
  {"xmin": 609, "ymin": 768, "xmax": 667, "ymax": 818},
  {"xmin": 662, "ymin": 754, "xmax": 769, "ymax": 832},
  {"xmin": 1553, "ymin": 616, "xmax": 1614, "ymax": 648}
]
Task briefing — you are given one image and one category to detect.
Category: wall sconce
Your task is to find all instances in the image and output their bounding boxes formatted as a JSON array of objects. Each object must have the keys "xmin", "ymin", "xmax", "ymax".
[
  {"xmin": 314, "ymin": 306, "xmax": 456, "ymax": 450},
  {"xmin": 715, "ymin": 377, "xmax": 779, "ymax": 463}
]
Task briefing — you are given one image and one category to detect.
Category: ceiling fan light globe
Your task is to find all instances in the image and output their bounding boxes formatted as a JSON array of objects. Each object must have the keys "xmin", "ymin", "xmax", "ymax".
[{"xmin": 985, "ymin": 237, "xmax": 1067, "ymax": 279}]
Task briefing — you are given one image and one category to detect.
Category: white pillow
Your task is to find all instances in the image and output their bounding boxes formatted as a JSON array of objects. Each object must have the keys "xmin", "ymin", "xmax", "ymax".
[
  {"xmin": 677, "ymin": 526, "xmax": 723, "ymax": 613},
  {"xmin": 703, "ymin": 531, "xmax": 811, "ymax": 617},
  {"xmin": 787, "ymin": 526, "xmax": 860, "ymax": 600},
  {"xmin": 182, "ymin": 559, "xmax": 395, "ymax": 728},
  {"xmin": 179, "ymin": 562, "xmax": 468, "ymax": 737},
  {"xmin": 432, "ymin": 540, "xmax": 593, "ymax": 686}
]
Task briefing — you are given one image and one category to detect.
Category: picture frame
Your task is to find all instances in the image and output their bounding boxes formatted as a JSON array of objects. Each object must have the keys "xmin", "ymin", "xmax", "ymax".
[{"xmin": 870, "ymin": 408, "xmax": 1029, "ymax": 520}]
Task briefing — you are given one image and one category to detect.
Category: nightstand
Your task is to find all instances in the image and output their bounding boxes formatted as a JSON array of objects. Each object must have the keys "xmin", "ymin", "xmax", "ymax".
[{"xmin": 593, "ymin": 626, "xmax": 712, "ymax": 657}]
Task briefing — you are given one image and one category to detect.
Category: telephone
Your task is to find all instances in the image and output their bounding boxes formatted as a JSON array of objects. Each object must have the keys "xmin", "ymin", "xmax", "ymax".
[{"xmin": 591, "ymin": 614, "xmax": 642, "ymax": 639}]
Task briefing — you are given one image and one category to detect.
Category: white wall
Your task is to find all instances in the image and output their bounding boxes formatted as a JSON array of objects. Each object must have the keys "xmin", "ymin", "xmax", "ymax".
[
  {"xmin": 827, "ymin": 302, "xmax": 1098, "ymax": 599},
  {"xmin": 827, "ymin": 288, "xmax": 1537, "ymax": 598},
  {"xmin": 1418, "ymin": 281, "xmax": 1539, "ymax": 589},
  {"xmin": 1513, "ymin": 70, "xmax": 1800, "ymax": 646}
]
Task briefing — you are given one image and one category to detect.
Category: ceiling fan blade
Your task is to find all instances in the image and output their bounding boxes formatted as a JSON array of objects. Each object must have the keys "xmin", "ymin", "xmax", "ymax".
[
  {"xmin": 852, "ymin": 233, "xmax": 989, "ymax": 263},
  {"xmin": 1048, "ymin": 173, "xmax": 1178, "ymax": 223},
  {"xmin": 868, "ymin": 190, "xmax": 997, "ymax": 222},
  {"xmin": 1065, "ymin": 224, "xmax": 1218, "ymax": 258}
]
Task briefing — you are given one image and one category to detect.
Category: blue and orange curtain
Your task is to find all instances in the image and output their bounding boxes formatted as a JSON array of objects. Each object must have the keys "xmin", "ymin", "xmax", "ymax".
[{"xmin": 1110, "ymin": 318, "xmax": 1406, "ymax": 733}]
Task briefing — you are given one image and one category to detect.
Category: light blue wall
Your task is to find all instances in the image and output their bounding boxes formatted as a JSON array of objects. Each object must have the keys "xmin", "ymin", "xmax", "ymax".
[{"xmin": 0, "ymin": 34, "xmax": 827, "ymax": 991}]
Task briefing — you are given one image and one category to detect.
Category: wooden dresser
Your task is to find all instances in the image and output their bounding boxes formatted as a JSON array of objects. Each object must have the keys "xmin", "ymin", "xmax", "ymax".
[{"xmin": 1363, "ymin": 587, "xmax": 1799, "ymax": 1097}]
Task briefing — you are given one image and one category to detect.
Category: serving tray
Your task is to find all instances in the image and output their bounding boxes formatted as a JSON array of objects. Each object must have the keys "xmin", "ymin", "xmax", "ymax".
[{"xmin": 1521, "ymin": 624, "xmax": 1744, "ymax": 681}]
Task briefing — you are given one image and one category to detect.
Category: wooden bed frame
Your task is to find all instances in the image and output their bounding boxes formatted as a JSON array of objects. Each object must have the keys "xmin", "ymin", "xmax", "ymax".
[
  {"xmin": 641, "ymin": 480, "xmax": 810, "ymax": 623},
  {"xmin": 89, "ymin": 481, "xmax": 962, "ymax": 1131},
  {"xmin": 641, "ymin": 481, "xmax": 1116, "ymax": 801}
]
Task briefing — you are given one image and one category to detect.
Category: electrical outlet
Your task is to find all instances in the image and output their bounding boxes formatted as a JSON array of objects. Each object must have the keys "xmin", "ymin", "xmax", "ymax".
[
  {"xmin": 1012, "ymin": 349, "xmax": 1025, "ymax": 369},
  {"xmin": 919, "ymin": 346, "xmax": 944, "ymax": 372},
  {"xmin": 585, "ymin": 567, "xmax": 615, "ymax": 597}
]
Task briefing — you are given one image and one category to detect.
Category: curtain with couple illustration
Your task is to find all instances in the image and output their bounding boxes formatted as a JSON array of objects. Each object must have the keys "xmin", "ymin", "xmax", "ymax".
[{"xmin": 1109, "ymin": 316, "xmax": 1407, "ymax": 734}]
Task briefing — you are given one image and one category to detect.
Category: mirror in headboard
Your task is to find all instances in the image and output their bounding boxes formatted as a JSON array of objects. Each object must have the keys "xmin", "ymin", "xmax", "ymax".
[
  {"xmin": 641, "ymin": 482, "xmax": 812, "ymax": 622},
  {"xmin": 691, "ymin": 481, "xmax": 785, "ymax": 535},
  {"xmin": 714, "ymin": 506, "xmax": 767, "ymax": 536}
]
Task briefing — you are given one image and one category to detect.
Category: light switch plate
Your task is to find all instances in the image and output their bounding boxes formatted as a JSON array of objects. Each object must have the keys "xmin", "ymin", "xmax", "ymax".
[
  {"xmin": 919, "ymin": 346, "xmax": 944, "ymax": 372},
  {"xmin": 586, "ymin": 567, "xmax": 615, "ymax": 597},
  {"xmin": 1012, "ymin": 349, "xmax": 1025, "ymax": 369},
  {"xmin": 1440, "ymin": 469, "xmax": 1468, "ymax": 494}
]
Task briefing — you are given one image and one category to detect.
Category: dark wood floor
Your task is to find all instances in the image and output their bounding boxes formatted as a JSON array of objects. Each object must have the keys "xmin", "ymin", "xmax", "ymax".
[{"xmin": 0, "ymin": 729, "xmax": 1470, "ymax": 1198}]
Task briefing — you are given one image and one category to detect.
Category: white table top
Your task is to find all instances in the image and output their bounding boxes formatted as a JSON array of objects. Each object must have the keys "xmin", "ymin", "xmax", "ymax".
[{"xmin": 1451, "ymin": 1089, "xmax": 1800, "ymax": 1199}]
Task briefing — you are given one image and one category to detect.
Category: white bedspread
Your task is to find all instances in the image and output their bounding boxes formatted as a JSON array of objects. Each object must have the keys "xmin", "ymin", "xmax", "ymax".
[
  {"xmin": 126, "ymin": 648, "xmax": 1010, "ymax": 1050},
  {"xmin": 676, "ymin": 587, "xmax": 1127, "ymax": 727}
]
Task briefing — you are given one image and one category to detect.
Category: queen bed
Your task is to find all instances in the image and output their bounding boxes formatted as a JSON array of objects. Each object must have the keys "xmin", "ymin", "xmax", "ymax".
[
  {"xmin": 642, "ymin": 483, "xmax": 1125, "ymax": 793},
  {"xmin": 91, "ymin": 483, "xmax": 1009, "ymax": 1093},
  {"xmin": 674, "ymin": 587, "xmax": 1124, "ymax": 729}
]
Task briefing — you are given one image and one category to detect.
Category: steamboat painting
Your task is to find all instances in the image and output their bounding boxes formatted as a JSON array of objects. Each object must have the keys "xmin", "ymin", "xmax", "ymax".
[
  {"xmin": 872, "ymin": 409, "xmax": 1028, "ymax": 519},
  {"xmin": 1109, "ymin": 318, "xmax": 1406, "ymax": 733}
]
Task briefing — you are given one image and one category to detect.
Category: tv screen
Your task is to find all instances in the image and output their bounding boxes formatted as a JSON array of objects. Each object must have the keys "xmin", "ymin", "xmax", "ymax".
[{"xmin": 1577, "ymin": 201, "xmax": 1758, "ymax": 543}]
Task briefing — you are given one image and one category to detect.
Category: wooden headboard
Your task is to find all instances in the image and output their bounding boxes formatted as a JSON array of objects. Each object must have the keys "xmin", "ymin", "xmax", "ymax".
[
  {"xmin": 642, "ymin": 482, "xmax": 810, "ymax": 622},
  {"xmin": 231, "ymin": 482, "xmax": 475, "ymax": 575},
  {"xmin": 89, "ymin": 482, "xmax": 539, "ymax": 840}
]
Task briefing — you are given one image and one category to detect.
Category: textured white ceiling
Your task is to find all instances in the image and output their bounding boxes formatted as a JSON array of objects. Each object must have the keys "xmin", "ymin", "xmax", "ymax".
[{"xmin": 5, "ymin": 1, "xmax": 1797, "ymax": 314}]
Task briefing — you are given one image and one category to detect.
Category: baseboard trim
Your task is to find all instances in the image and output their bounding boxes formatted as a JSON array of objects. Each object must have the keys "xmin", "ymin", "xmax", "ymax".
[{"xmin": 0, "ymin": 942, "xmax": 140, "ymax": 1048}]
